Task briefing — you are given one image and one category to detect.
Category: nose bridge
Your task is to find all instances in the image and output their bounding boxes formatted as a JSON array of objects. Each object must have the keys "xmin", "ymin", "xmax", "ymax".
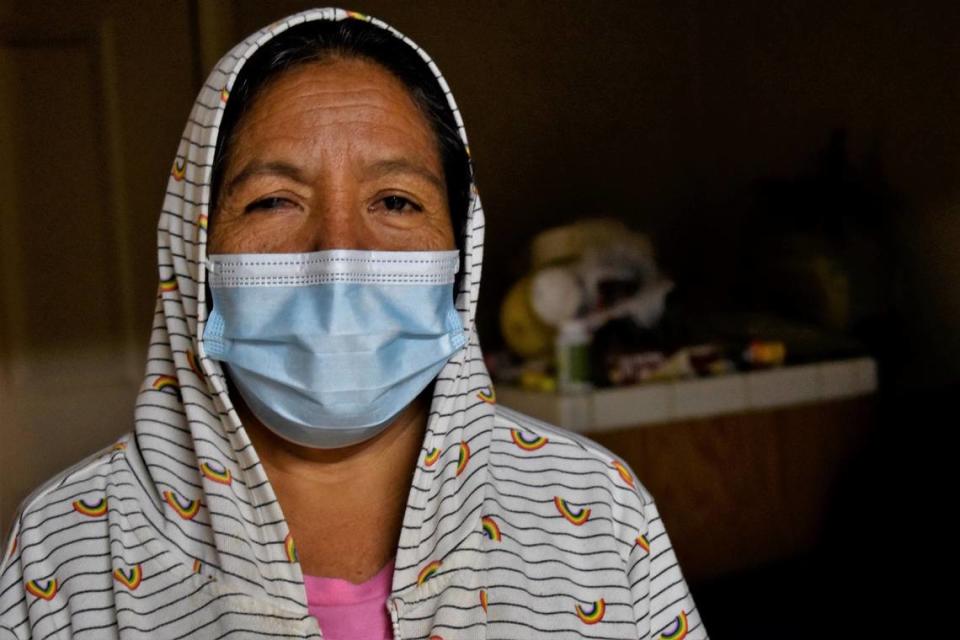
[{"xmin": 308, "ymin": 182, "xmax": 368, "ymax": 252}]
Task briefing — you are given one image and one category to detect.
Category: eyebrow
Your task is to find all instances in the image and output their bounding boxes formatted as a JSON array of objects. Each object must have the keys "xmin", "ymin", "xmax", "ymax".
[
  {"xmin": 365, "ymin": 158, "xmax": 445, "ymax": 193},
  {"xmin": 224, "ymin": 157, "xmax": 445, "ymax": 197},
  {"xmin": 225, "ymin": 160, "xmax": 308, "ymax": 196}
]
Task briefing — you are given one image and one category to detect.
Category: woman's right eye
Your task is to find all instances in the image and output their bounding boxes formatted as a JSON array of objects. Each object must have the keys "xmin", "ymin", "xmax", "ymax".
[{"xmin": 244, "ymin": 196, "xmax": 295, "ymax": 213}]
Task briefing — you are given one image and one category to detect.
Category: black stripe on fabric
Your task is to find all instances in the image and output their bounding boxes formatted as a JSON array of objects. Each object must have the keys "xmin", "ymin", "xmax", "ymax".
[
  {"xmin": 163, "ymin": 189, "xmax": 207, "ymax": 207},
  {"xmin": 115, "ymin": 591, "xmax": 304, "ymax": 634},
  {"xmin": 403, "ymin": 466, "xmax": 487, "ymax": 538},
  {"xmin": 394, "ymin": 496, "xmax": 483, "ymax": 564},
  {"xmin": 484, "ymin": 544, "xmax": 626, "ymax": 577},
  {"xmin": 179, "ymin": 135, "xmax": 216, "ymax": 150},
  {"xmin": 427, "ymin": 560, "xmax": 629, "ymax": 595},
  {"xmin": 476, "ymin": 619, "xmax": 629, "ymax": 639},
  {"xmin": 650, "ymin": 579, "xmax": 692, "ymax": 616}
]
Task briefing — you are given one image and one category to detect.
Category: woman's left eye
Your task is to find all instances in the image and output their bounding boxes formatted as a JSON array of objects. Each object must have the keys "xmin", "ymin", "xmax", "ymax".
[{"xmin": 378, "ymin": 195, "xmax": 423, "ymax": 215}]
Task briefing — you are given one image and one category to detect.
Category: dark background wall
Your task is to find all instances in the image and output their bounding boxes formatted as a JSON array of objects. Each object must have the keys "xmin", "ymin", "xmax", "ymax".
[{"xmin": 227, "ymin": 0, "xmax": 959, "ymax": 394}]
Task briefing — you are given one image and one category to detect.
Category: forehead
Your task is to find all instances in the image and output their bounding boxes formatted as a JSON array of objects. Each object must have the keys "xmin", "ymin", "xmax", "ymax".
[{"xmin": 229, "ymin": 57, "xmax": 438, "ymax": 159}]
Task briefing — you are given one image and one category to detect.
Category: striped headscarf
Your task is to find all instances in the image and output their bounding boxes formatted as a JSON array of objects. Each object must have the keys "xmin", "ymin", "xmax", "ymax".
[{"xmin": 139, "ymin": 5, "xmax": 493, "ymax": 610}]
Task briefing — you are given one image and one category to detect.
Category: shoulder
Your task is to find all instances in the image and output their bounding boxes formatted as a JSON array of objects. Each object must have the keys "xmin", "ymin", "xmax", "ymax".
[
  {"xmin": 489, "ymin": 403, "xmax": 655, "ymax": 555},
  {"xmin": 1, "ymin": 433, "xmax": 132, "ymax": 605}
]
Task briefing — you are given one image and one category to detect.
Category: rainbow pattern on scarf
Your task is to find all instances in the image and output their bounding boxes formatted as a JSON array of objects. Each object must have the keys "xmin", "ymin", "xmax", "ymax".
[
  {"xmin": 187, "ymin": 349, "xmax": 202, "ymax": 378},
  {"xmin": 424, "ymin": 447, "xmax": 441, "ymax": 467},
  {"xmin": 25, "ymin": 579, "xmax": 57, "ymax": 601},
  {"xmin": 456, "ymin": 442, "xmax": 470, "ymax": 476},
  {"xmin": 510, "ymin": 429, "xmax": 548, "ymax": 451},
  {"xmin": 160, "ymin": 276, "xmax": 177, "ymax": 292},
  {"xmin": 152, "ymin": 375, "xmax": 179, "ymax": 396},
  {"xmin": 612, "ymin": 460, "xmax": 635, "ymax": 489},
  {"xmin": 197, "ymin": 213, "xmax": 208, "ymax": 230},
  {"xmin": 479, "ymin": 589, "xmax": 488, "ymax": 613},
  {"xmin": 575, "ymin": 599, "xmax": 606, "ymax": 624},
  {"xmin": 111, "ymin": 440, "xmax": 127, "ymax": 452},
  {"xmin": 417, "ymin": 560, "xmax": 442, "ymax": 585},
  {"xmin": 554, "ymin": 497, "xmax": 591, "ymax": 526},
  {"xmin": 659, "ymin": 610, "xmax": 689, "ymax": 639},
  {"xmin": 476, "ymin": 386, "xmax": 496, "ymax": 404},
  {"xmin": 171, "ymin": 158, "xmax": 186, "ymax": 181},
  {"xmin": 113, "ymin": 564, "xmax": 143, "ymax": 590},
  {"xmin": 481, "ymin": 516, "xmax": 502, "ymax": 542},
  {"xmin": 199, "ymin": 460, "xmax": 232, "ymax": 485},
  {"xmin": 219, "ymin": 86, "xmax": 229, "ymax": 103},
  {"xmin": 345, "ymin": 10, "xmax": 368, "ymax": 20},
  {"xmin": 284, "ymin": 533, "xmax": 297, "ymax": 563},
  {"xmin": 635, "ymin": 533, "xmax": 650, "ymax": 554},
  {"xmin": 163, "ymin": 491, "xmax": 199, "ymax": 520},
  {"xmin": 192, "ymin": 558, "xmax": 202, "ymax": 574},
  {"xmin": 72, "ymin": 497, "xmax": 107, "ymax": 518}
]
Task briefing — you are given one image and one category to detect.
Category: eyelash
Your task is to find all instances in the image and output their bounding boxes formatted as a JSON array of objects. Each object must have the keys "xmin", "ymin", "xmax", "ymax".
[
  {"xmin": 244, "ymin": 195, "xmax": 423, "ymax": 214},
  {"xmin": 378, "ymin": 195, "xmax": 423, "ymax": 215}
]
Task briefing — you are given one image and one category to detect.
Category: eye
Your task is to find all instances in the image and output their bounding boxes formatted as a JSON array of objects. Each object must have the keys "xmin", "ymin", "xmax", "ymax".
[
  {"xmin": 244, "ymin": 196, "xmax": 296, "ymax": 213},
  {"xmin": 377, "ymin": 195, "xmax": 423, "ymax": 215}
]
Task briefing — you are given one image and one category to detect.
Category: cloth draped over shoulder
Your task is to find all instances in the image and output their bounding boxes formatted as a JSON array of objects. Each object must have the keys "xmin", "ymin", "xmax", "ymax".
[{"xmin": 0, "ymin": 7, "xmax": 708, "ymax": 639}]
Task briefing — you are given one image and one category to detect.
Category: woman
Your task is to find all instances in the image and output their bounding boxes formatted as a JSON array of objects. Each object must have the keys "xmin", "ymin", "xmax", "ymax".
[{"xmin": 0, "ymin": 8, "xmax": 707, "ymax": 639}]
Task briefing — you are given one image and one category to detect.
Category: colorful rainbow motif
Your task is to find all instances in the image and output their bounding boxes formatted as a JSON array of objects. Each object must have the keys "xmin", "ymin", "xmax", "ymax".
[
  {"xmin": 611, "ymin": 459, "xmax": 636, "ymax": 489},
  {"xmin": 219, "ymin": 86, "xmax": 229, "ymax": 103},
  {"xmin": 197, "ymin": 213, "xmax": 208, "ymax": 230},
  {"xmin": 481, "ymin": 516, "xmax": 502, "ymax": 542},
  {"xmin": 199, "ymin": 460, "xmax": 232, "ymax": 486},
  {"xmin": 113, "ymin": 564, "xmax": 143, "ymax": 590},
  {"xmin": 417, "ymin": 560, "xmax": 442, "ymax": 585},
  {"xmin": 25, "ymin": 579, "xmax": 57, "ymax": 601},
  {"xmin": 554, "ymin": 497, "xmax": 591, "ymax": 526},
  {"xmin": 111, "ymin": 440, "xmax": 127, "ymax": 452},
  {"xmin": 424, "ymin": 447, "xmax": 441, "ymax": 467},
  {"xmin": 476, "ymin": 386, "xmax": 496, "ymax": 404},
  {"xmin": 479, "ymin": 589, "xmax": 488, "ymax": 613},
  {"xmin": 456, "ymin": 442, "xmax": 471, "ymax": 476},
  {"xmin": 160, "ymin": 276, "xmax": 177, "ymax": 292},
  {"xmin": 510, "ymin": 429, "xmax": 548, "ymax": 451},
  {"xmin": 346, "ymin": 10, "xmax": 368, "ymax": 20},
  {"xmin": 284, "ymin": 532, "xmax": 297, "ymax": 563},
  {"xmin": 171, "ymin": 157, "xmax": 186, "ymax": 181},
  {"xmin": 163, "ymin": 491, "xmax": 200, "ymax": 520},
  {"xmin": 187, "ymin": 349, "xmax": 203, "ymax": 378},
  {"xmin": 635, "ymin": 533, "xmax": 650, "ymax": 554},
  {"xmin": 152, "ymin": 375, "xmax": 180, "ymax": 396},
  {"xmin": 575, "ymin": 599, "xmax": 606, "ymax": 625},
  {"xmin": 72, "ymin": 497, "xmax": 107, "ymax": 518},
  {"xmin": 659, "ymin": 610, "xmax": 689, "ymax": 639},
  {"xmin": 192, "ymin": 558, "xmax": 202, "ymax": 574}
]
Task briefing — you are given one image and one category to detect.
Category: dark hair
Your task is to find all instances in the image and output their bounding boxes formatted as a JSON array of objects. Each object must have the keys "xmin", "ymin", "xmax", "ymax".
[{"xmin": 210, "ymin": 19, "xmax": 472, "ymax": 293}]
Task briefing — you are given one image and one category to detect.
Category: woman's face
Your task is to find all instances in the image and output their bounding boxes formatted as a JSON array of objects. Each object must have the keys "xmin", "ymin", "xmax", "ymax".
[{"xmin": 209, "ymin": 57, "xmax": 455, "ymax": 254}]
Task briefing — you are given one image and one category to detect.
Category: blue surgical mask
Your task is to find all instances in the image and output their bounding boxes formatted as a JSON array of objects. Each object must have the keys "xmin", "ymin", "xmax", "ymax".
[{"xmin": 202, "ymin": 249, "xmax": 466, "ymax": 449}]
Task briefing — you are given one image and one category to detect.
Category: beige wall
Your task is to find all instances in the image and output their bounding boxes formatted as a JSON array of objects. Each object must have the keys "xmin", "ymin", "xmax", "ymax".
[{"xmin": 2, "ymin": 0, "xmax": 957, "ymax": 531}]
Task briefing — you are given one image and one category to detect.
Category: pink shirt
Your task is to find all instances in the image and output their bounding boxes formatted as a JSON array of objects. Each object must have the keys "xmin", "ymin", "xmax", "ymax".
[{"xmin": 303, "ymin": 557, "xmax": 396, "ymax": 640}]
